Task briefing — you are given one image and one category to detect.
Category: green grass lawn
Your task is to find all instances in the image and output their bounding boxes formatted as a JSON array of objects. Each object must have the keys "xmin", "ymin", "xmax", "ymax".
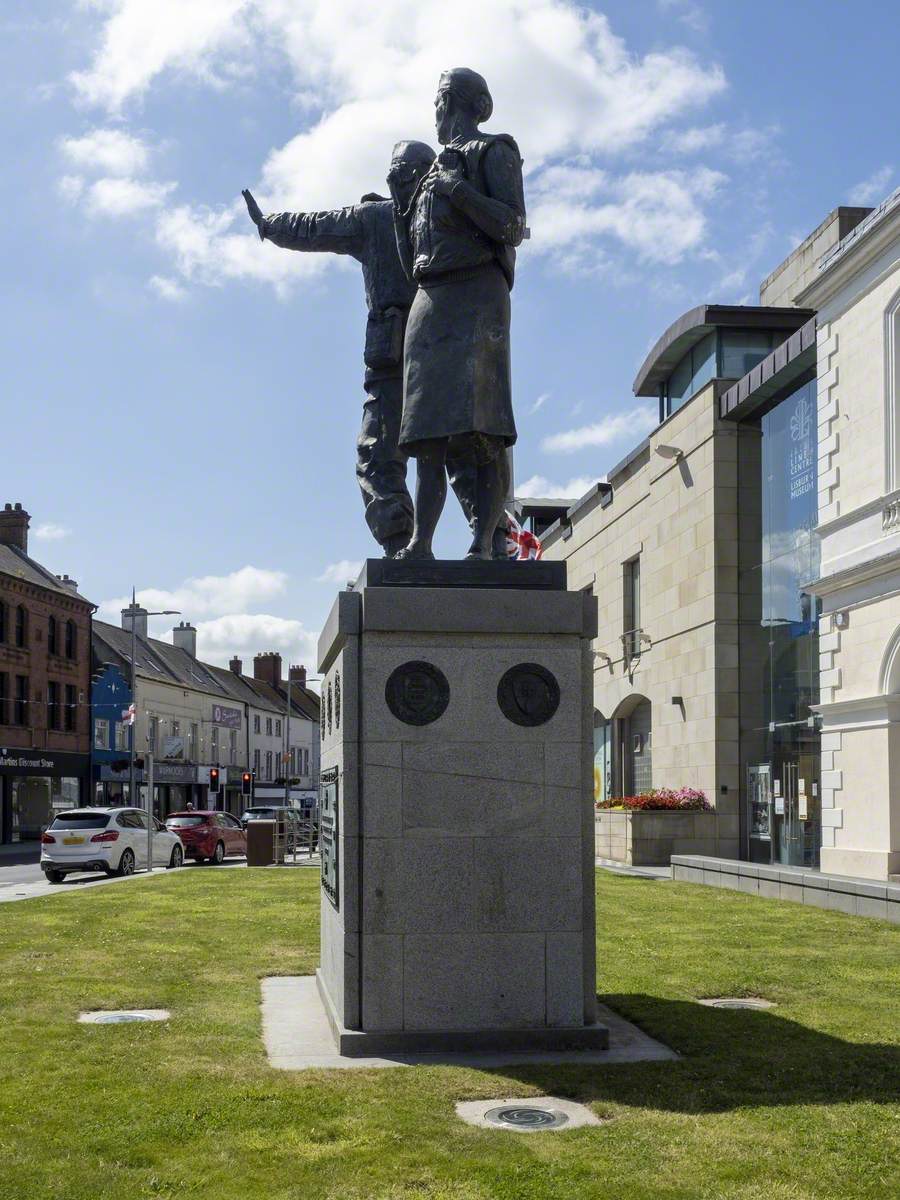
[{"xmin": 0, "ymin": 869, "xmax": 897, "ymax": 1200}]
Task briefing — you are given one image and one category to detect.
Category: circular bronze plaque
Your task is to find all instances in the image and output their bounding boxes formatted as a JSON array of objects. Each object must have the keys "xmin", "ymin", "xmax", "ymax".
[
  {"xmin": 385, "ymin": 661, "xmax": 449, "ymax": 726},
  {"xmin": 497, "ymin": 663, "xmax": 560, "ymax": 726}
]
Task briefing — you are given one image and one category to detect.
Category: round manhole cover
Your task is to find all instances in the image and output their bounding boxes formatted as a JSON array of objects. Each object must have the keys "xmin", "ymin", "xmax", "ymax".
[
  {"xmin": 484, "ymin": 1105, "xmax": 569, "ymax": 1130},
  {"xmin": 94, "ymin": 1012, "xmax": 152, "ymax": 1024},
  {"xmin": 698, "ymin": 997, "xmax": 774, "ymax": 1010},
  {"xmin": 79, "ymin": 1009, "xmax": 170, "ymax": 1024}
]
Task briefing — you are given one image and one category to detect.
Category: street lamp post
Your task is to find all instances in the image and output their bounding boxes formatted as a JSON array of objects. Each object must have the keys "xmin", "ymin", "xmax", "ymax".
[{"xmin": 126, "ymin": 588, "xmax": 180, "ymax": 871}]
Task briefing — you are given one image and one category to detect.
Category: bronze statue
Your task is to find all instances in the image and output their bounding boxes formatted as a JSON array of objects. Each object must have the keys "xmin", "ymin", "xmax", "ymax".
[
  {"xmin": 393, "ymin": 68, "xmax": 525, "ymax": 560},
  {"xmin": 242, "ymin": 142, "xmax": 434, "ymax": 556}
]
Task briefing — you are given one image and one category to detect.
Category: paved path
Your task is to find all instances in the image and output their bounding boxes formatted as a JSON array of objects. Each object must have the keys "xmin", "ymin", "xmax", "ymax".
[{"xmin": 596, "ymin": 857, "xmax": 672, "ymax": 880}]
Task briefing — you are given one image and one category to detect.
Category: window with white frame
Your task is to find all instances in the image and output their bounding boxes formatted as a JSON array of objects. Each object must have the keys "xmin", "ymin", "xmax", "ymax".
[{"xmin": 94, "ymin": 718, "xmax": 109, "ymax": 749}]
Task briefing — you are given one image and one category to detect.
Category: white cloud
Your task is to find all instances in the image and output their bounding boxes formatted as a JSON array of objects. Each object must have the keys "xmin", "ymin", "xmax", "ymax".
[
  {"xmin": 57, "ymin": 174, "xmax": 85, "ymax": 203},
  {"xmin": 516, "ymin": 473, "xmax": 600, "ymax": 500},
  {"xmin": 148, "ymin": 274, "xmax": 188, "ymax": 301},
  {"xmin": 191, "ymin": 614, "xmax": 319, "ymax": 670},
  {"xmin": 67, "ymin": 1, "xmax": 727, "ymax": 288},
  {"xmin": 154, "ymin": 202, "xmax": 330, "ymax": 297},
  {"xmin": 528, "ymin": 164, "xmax": 726, "ymax": 267},
  {"xmin": 98, "ymin": 566, "xmax": 288, "ymax": 626},
  {"xmin": 60, "ymin": 127, "xmax": 150, "ymax": 176},
  {"xmin": 663, "ymin": 123, "xmax": 724, "ymax": 154},
  {"xmin": 658, "ymin": 0, "xmax": 709, "ymax": 35},
  {"xmin": 529, "ymin": 392, "xmax": 551, "ymax": 415},
  {"xmin": 34, "ymin": 522, "xmax": 70, "ymax": 541},
  {"xmin": 86, "ymin": 176, "xmax": 176, "ymax": 217},
  {"xmin": 848, "ymin": 165, "xmax": 894, "ymax": 206},
  {"xmin": 541, "ymin": 405, "xmax": 658, "ymax": 454},
  {"xmin": 316, "ymin": 560, "xmax": 363, "ymax": 585}
]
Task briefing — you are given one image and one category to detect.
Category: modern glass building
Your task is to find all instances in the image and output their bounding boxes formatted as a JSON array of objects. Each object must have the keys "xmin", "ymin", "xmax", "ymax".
[
  {"xmin": 718, "ymin": 313, "xmax": 822, "ymax": 866},
  {"xmin": 735, "ymin": 375, "xmax": 821, "ymax": 865}
]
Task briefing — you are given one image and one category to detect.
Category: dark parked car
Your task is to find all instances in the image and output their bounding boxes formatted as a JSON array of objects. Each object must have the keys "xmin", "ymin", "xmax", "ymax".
[{"xmin": 165, "ymin": 811, "xmax": 246, "ymax": 864}]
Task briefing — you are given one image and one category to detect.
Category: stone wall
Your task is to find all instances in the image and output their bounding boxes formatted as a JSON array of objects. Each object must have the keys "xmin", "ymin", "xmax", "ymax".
[{"xmin": 596, "ymin": 809, "xmax": 725, "ymax": 866}]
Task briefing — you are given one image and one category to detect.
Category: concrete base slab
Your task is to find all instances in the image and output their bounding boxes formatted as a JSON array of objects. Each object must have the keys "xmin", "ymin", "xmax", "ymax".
[
  {"xmin": 455, "ymin": 1097, "xmax": 604, "ymax": 1131},
  {"xmin": 262, "ymin": 976, "xmax": 678, "ymax": 1070}
]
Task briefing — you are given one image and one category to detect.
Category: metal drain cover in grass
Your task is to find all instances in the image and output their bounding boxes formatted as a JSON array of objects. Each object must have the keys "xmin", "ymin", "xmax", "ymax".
[
  {"xmin": 698, "ymin": 997, "xmax": 774, "ymax": 1010},
  {"xmin": 79, "ymin": 1009, "xmax": 170, "ymax": 1024},
  {"xmin": 456, "ymin": 1097, "xmax": 602, "ymax": 1132}
]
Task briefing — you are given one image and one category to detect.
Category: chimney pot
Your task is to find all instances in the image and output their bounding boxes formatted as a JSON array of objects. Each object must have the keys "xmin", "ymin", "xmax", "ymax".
[
  {"xmin": 172, "ymin": 621, "xmax": 197, "ymax": 657},
  {"xmin": 289, "ymin": 664, "xmax": 307, "ymax": 686},
  {"xmin": 0, "ymin": 502, "xmax": 31, "ymax": 552},
  {"xmin": 229, "ymin": 656, "xmax": 243, "ymax": 675},
  {"xmin": 253, "ymin": 651, "xmax": 283, "ymax": 687},
  {"xmin": 121, "ymin": 603, "xmax": 149, "ymax": 639}
]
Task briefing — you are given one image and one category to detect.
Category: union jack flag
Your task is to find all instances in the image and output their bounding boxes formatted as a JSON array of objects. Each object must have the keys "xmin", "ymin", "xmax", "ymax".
[{"xmin": 504, "ymin": 510, "xmax": 543, "ymax": 560}]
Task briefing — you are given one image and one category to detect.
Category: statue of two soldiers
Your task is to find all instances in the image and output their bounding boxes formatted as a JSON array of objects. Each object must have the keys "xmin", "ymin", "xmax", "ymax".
[{"xmin": 243, "ymin": 68, "xmax": 525, "ymax": 561}]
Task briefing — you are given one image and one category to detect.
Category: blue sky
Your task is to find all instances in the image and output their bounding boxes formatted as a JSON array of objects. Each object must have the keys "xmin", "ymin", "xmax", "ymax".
[{"xmin": 2, "ymin": 0, "xmax": 896, "ymax": 671}]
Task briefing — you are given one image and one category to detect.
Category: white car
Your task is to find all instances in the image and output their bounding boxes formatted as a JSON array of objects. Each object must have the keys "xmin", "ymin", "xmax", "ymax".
[{"xmin": 40, "ymin": 807, "xmax": 184, "ymax": 884}]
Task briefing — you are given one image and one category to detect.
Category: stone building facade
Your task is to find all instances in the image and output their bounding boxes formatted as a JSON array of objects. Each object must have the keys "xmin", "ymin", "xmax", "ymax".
[
  {"xmin": 795, "ymin": 189, "xmax": 900, "ymax": 879},
  {"xmin": 0, "ymin": 503, "xmax": 95, "ymax": 845},
  {"xmin": 540, "ymin": 303, "xmax": 817, "ymax": 865}
]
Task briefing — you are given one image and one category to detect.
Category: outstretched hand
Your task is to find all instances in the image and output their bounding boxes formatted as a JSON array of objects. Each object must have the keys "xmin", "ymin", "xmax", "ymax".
[{"xmin": 242, "ymin": 188, "xmax": 265, "ymax": 240}]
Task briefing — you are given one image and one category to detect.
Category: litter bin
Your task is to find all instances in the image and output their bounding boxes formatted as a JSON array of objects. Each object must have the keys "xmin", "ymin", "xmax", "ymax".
[{"xmin": 246, "ymin": 819, "xmax": 276, "ymax": 866}]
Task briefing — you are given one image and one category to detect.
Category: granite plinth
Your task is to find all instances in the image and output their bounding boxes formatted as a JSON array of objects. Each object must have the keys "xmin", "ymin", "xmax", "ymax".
[
  {"xmin": 316, "ymin": 970, "xmax": 609, "ymax": 1056},
  {"xmin": 316, "ymin": 573, "xmax": 598, "ymax": 1055},
  {"xmin": 355, "ymin": 557, "xmax": 566, "ymax": 591}
]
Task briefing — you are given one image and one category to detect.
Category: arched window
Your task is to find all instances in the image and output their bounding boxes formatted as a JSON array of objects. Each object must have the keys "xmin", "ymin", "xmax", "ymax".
[
  {"xmin": 65, "ymin": 620, "xmax": 76, "ymax": 661},
  {"xmin": 612, "ymin": 695, "xmax": 653, "ymax": 797},
  {"xmin": 15, "ymin": 605, "xmax": 27, "ymax": 648},
  {"xmin": 48, "ymin": 616, "xmax": 58, "ymax": 656}
]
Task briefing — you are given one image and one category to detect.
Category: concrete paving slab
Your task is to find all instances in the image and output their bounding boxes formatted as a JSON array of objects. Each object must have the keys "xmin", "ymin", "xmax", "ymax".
[{"xmin": 261, "ymin": 976, "xmax": 678, "ymax": 1071}]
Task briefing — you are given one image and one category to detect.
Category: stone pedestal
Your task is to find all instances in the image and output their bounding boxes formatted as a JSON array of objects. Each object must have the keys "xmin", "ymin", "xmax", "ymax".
[{"xmin": 315, "ymin": 559, "xmax": 606, "ymax": 1055}]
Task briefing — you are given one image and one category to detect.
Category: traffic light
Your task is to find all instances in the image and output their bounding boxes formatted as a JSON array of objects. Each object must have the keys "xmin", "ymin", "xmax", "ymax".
[
  {"xmin": 209, "ymin": 767, "xmax": 220, "ymax": 795},
  {"xmin": 241, "ymin": 771, "xmax": 253, "ymax": 798}
]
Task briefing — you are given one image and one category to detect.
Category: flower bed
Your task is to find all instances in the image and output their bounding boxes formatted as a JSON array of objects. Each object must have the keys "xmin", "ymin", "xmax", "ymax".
[{"xmin": 597, "ymin": 787, "xmax": 711, "ymax": 812}]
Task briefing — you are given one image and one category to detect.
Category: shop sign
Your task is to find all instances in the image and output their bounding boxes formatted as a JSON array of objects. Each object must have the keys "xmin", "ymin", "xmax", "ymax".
[
  {"xmin": 154, "ymin": 762, "xmax": 195, "ymax": 784},
  {"xmin": 211, "ymin": 704, "xmax": 241, "ymax": 730},
  {"xmin": 0, "ymin": 748, "xmax": 88, "ymax": 774}
]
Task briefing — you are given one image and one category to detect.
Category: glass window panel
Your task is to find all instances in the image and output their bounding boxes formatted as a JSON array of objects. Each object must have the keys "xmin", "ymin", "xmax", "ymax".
[
  {"xmin": 691, "ymin": 331, "xmax": 717, "ymax": 394},
  {"xmin": 667, "ymin": 350, "xmax": 693, "ymax": 411},
  {"xmin": 720, "ymin": 330, "xmax": 774, "ymax": 379}
]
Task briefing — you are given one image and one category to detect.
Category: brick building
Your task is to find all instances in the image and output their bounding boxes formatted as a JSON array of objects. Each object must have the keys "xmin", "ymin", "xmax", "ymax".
[{"xmin": 0, "ymin": 503, "xmax": 95, "ymax": 846}]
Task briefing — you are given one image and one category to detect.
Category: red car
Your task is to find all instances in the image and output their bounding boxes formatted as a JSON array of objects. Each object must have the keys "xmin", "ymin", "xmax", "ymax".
[{"xmin": 165, "ymin": 811, "xmax": 246, "ymax": 864}]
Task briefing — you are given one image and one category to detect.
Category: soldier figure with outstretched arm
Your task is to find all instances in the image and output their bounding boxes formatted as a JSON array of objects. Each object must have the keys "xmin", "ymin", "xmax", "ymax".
[{"xmin": 242, "ymin": 142, "xmax": 435, "ymax": 556}]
